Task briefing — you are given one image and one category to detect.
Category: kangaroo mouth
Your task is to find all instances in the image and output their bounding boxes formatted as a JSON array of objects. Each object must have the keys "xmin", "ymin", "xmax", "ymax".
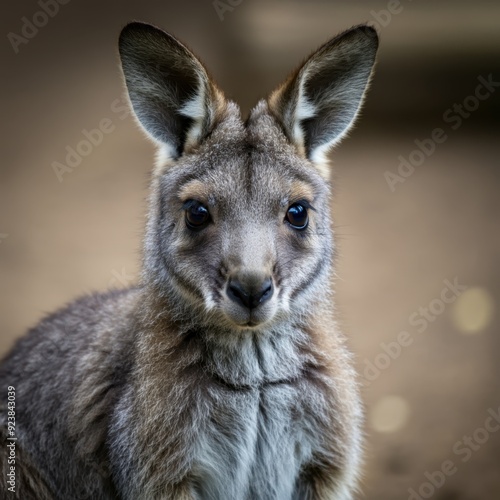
[
  {"xmin": 223, "ymin": 305, "xmax": 274, "ymax": 330},
  {"xmin": 238, "ymin": 319, "xmax": 262, "ymax": 329},
  {"xmin": 223, "ymin": 305, "xmax": 276, "ymax": 330}
]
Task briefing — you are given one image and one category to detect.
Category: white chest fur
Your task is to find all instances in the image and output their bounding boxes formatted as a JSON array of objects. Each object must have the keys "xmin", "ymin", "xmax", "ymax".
[
  {"xmin": 191, "ymin": 331, "xmax": 323, "ymax": 500},
  {"xmin": 193, "ymin": 384, "xmax": 314, "ymax": 500}
]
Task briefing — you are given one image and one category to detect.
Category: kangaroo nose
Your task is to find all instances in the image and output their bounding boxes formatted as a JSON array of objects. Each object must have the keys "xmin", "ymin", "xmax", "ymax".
[{"xmin": 227, "ymin": 276, "xmax": 274, "ymax": 310}]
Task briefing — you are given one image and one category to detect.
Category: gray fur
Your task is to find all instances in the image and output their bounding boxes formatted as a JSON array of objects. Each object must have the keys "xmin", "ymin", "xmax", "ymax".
[{"xmin": 0, "ymin": 22, "xmax": 378, "ymax": 499}]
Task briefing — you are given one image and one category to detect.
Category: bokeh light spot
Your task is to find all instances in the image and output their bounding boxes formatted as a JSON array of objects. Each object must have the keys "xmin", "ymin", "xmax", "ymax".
[
  {"xmin": 371, "ymin": 395, "xmax": 410, "ymax": 434},
  {"xmin": 451, "ymin": 287, "xmax": 494, "ymax": 334}
]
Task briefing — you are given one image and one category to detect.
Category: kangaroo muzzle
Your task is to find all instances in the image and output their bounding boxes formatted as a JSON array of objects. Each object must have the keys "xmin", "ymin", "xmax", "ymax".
[
  {"xmin": 221, "ymin": 264, "xmax": 278, "ymax": 328},
  {"xmin": 227, "ymin": 273, "xmax": 274, "ymax": 310}
]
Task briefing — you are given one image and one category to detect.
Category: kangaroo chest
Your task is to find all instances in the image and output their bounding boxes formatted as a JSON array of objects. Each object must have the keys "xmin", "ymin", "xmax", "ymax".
[{"xmin": 192, "ymin": 381, "xmax": 316, "ymax": 500}]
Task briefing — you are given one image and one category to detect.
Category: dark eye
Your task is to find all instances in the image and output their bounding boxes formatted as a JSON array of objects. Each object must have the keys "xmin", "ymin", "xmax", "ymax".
[
  {"xmin": 285, "ymin": 203, "xmax": 309, "ymax": 230},
  {"xmin": 185, "ymin": 201, "xmax": 210, "ymax": 230}
]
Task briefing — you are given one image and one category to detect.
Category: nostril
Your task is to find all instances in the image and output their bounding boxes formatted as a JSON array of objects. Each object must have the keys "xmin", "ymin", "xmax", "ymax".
[
  {"xmin": 256, "ymin": 279, "xmax": 273, "ymax": 307},
  {"xmin": 227, "ymin": 280, "xmax": 251, "ymax": 309}
]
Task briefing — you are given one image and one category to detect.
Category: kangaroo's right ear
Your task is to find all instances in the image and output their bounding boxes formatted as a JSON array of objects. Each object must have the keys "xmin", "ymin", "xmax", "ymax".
[
  {"xmin": 119, "ymin": 22, "xmax": 226, "ymax": 160},
  {"xmin": 268, "ymin": 25, "xmax": 379, "ymax": 178}
]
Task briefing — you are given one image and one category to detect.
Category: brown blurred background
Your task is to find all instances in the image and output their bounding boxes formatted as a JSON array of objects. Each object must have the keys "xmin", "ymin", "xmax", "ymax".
[{"xmin": 1, "ymin": 1, "xmax": 499, "ymax": 498}]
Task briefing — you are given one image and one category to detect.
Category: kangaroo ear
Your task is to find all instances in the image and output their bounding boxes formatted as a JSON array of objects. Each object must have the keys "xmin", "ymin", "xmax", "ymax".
[
  {"xmin": 119, "ymin": 22, "xmax": 226, "ymax": 160},
  {"xmin": 268, "ymin": 25, "xmax": 378, "ymax": 177}
]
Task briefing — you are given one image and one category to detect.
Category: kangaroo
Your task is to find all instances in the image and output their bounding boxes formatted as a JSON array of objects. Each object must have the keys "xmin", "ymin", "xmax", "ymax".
[{"xmin": 0, "ymin": 22, "xmax": 378, "ymax": 500}]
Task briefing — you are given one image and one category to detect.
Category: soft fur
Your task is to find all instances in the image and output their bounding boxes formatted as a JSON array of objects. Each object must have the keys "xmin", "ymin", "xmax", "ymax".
[{"xmin": 0, "ymin": 22, "xmax": 378, "ymax": 499}]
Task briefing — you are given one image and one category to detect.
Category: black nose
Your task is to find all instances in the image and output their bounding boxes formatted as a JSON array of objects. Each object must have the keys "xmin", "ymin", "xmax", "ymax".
[{"xmin": 227, "ymin": 276, "xmax": 274, "ymax": 310}]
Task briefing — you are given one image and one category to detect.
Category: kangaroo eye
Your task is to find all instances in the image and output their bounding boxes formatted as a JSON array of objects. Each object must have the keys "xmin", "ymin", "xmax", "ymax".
[
  {"xmin": 185, "ymin": 201, "xmax": 210, "ymax": 230},
  {"xmin": 285, "ymin": 203, "xmax": 308, "ymax": 230}
]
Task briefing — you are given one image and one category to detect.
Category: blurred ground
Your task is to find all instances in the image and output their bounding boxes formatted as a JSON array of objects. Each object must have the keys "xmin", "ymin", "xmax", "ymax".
[{"xmin": 1, "ymin": 1, "xmax": 499, "ymax": 498}]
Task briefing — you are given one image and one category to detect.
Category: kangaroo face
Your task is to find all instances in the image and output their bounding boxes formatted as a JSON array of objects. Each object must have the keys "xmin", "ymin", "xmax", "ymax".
[
  {"xmin": 119, "ymin": 22, "xmax": 378, "ymax": 330},
  {"xmin": 155, "ymin": 111, "xmax": 332, "ymax": 328}
]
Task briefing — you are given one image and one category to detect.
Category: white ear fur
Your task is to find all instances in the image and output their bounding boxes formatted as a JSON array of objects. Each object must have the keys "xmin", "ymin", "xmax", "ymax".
[{"xmin": 269, "ymin": 25, "xmax": 379, "ymax": 177}]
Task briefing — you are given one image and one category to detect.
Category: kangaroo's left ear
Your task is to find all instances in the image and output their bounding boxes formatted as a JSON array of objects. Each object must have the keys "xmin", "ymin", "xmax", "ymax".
[
  {"xmin": 119, "ymin": 22, "xmax": 226, "ymax": 162},
  {"xmin": 268, "ymin": 25, "xmax": 379, "ymax": 177}
]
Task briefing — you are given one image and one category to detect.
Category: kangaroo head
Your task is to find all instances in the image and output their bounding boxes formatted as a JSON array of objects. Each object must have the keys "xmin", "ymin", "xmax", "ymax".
[{"xmin": 119, "ymin": 22, "xmax": 378, "ymax": 330}]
